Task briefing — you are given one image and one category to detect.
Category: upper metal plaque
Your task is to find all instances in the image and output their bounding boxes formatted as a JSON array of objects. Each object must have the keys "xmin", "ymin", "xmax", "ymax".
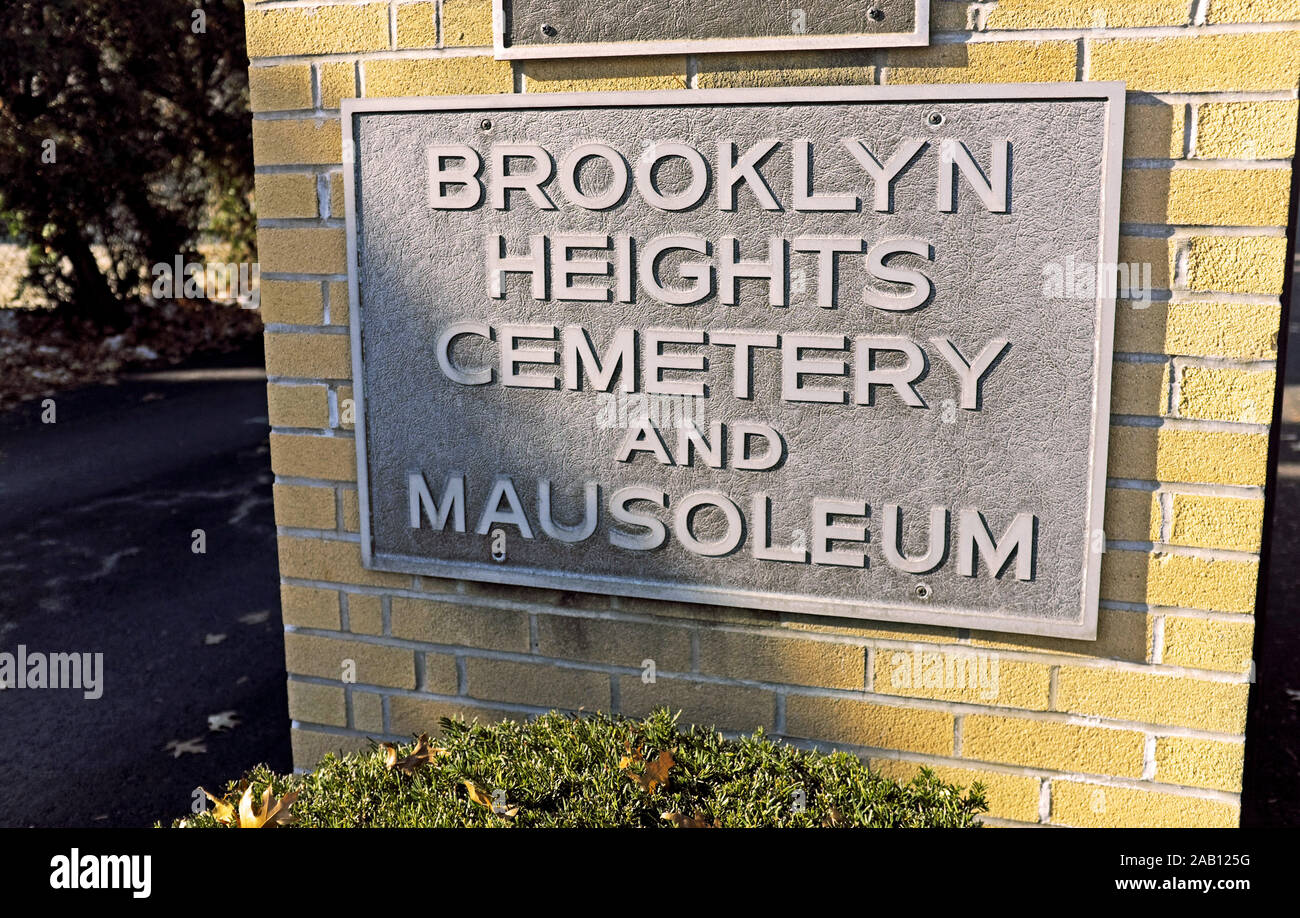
[
  {"xmin": 343, "ymin": 84, "xmax": 1125, "ymax": 639},
  {"xmin": 493, "ymin": 0, "xmax": 930, "ymax": 58}
]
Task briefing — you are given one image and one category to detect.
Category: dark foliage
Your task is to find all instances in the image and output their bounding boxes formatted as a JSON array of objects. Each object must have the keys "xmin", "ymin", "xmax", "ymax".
[{"xmin": 0, "ymin": 0, "xmax": 254, "ymax": 325}]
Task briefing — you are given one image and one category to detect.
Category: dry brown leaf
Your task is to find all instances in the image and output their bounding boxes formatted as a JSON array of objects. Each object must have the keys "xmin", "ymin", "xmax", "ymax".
[
  {"xmin": 624, "ymin": 748, "xmax": 675, "ymax": 794},
  {"xmin": 236, "ymin": 784, "xmax": 299, "ymax": 828},
  {"xmin": 464, "ymin": 780, "xmax": 494, "ymax": 810},
  {"xmin": 661, "ymin": 811, "xmax": 718, "ymax": 828},
  {"xmin": 382, "ymin": 733, "xmax": 448, "ymax": 774},
  {"xmin": 823, "ymin": 806, "xmax": 845, "ymax": 828},
  {"xmin": 463, "ymin": 780, "xmax": 519, "ymax": 819},
  {"xmin": 618, "ymin": 739, "xmax": 642, "ymax": 772},
  {"xmin": 201, "ymin": 788, "xmax": 235, "ymax": 826}
]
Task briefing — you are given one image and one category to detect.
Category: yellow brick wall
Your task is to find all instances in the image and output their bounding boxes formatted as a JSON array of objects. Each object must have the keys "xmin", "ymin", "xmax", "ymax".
[{"xmin": 244, "ymin": 0, "xmax": 1298, "ymax": 826}]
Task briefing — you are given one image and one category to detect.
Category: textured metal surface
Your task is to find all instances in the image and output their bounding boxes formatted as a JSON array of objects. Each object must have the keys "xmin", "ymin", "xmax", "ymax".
[
  {"xmin": 343, "ymin": 85, "xmax": 1124, "ymax": 638},
  {"xmin": 494, "ymin": 0, "xmax": 928, "ymax": 58}
]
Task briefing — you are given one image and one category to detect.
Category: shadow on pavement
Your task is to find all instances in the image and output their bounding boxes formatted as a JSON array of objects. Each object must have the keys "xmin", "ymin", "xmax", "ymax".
[{"xmin": 0, "ymin": 349, "xmax": 290, "ymax": 827}]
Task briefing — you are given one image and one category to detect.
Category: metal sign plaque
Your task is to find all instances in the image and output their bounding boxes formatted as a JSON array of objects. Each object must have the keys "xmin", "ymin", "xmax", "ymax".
[
  {"xmin": 342, "ymin": 84, "xmax": 1124, "ymax": 639},
  {"xmin": 493, "ymin": 0, "xmax": 930, "ymax": 58}
]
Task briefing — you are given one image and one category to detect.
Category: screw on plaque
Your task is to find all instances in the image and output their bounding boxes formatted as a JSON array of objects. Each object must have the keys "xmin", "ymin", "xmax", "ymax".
[
  {"xmin": 915, "ymin": 583, "xmax": 933, "ymax": 601},
  {"xmin": 926, "ymin": 111, "xmax": 945, "ymax": 128},
  {"xmin": 540, "ymin": 23, "xmax": 558, "ymax": 37},
  {"xmin": 480, "ymin": 118, "xmax": 493, "ymax": 131},
  {"xmin": 868, "ymin": 5, "xmax": 885, "ymax": 21}
]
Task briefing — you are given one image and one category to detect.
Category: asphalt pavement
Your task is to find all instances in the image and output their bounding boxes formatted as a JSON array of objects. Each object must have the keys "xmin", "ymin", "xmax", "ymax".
[{"xmin": 0, "ymin": 349, "xmax": 291, "ymax": 827}]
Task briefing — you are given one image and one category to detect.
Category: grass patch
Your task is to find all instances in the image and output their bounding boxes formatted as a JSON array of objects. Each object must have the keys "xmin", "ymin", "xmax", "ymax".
[{"xmin": 174, "ymin": 709, "xmax": 987, "ymax": 828}]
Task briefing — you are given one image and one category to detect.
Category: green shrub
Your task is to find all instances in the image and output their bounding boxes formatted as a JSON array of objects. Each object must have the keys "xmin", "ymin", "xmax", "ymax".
[{"xmin": 174, "ymin": 709, "xmax": 987, "ymax": 828}]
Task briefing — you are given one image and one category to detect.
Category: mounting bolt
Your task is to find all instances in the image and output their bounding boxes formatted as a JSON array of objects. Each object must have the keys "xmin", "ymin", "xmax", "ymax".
[
  {"xmin": 480, "ymin": 118, "xmax": 493, "ymax": 131},
  {"xmin": 926, "ymin": 111, "xmax": 945, "ymax": 128},
  {"xmin": 915, "ymin": 583, "xmax": 933, "ymax": 601},
  {"xmin": 540, "ymin": 23, "xmax": 557, "ymax": 37},
  {"xmin": 868, "ymin": 5, "xmax": 885, "ymax": 21}
]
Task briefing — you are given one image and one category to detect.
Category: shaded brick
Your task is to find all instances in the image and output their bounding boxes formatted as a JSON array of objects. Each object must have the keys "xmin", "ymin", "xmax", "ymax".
[
  {"xmin": 697, "ymin": 51, "xmax": 874, "ymax": 88},
  {"xmin": 264, "ymin": 332, "xmax": 352, "ymax": 379},
  {"xmin": 620, "ymin": 675, "xmax": 775, "ymax": 731},
  {"xmin": 465, "ymin": 658, "xmax": 610, "ymax": 710},
  {"xmin": 248, "ymin": 64, "xmax": 313, "ymax": 112},
  {"xmin": 287, "ymin": 679, "xmax": 346, "ymax": 726},
  {"xmin": 390, "ymin": 597, "xmax": 531, "ymax": 652},
  {"xmin": 422, "ymin": 653, "xmax": 460, "ymax": 694},
  {"xmin": 697, "ymin": 630, "xmax": 865, "ymax": 690},
  {"xmin": 267, "ymin": 383, "xmax": 329, "ymax": 428},
  {"xmin": 273, "ymin": 482, "xmax": 336, "ymax": 529},
  {"xmin": 535, "ymin": 614, "xmax": 692, "ymax": 671},
  {"xmin": 285, "ymin": 632, "xmax": 416, "ymax": 689},
  {"xmin": 347, "ymin": 592, "xmax": 384, "ymax": 635},
  {"xmin": 291, "ymin": 728, "xmax": 373, "ymax": 770},
  {"xmin": 280, "ymin": 584, "xmax": 340, "ymax": 630},
  {"xmin": 277, "ymin": 535, "xmax": 409, "ymax": 588},
  {"xmin": 269, "ymin": 432, "xmax": 357, "ymax": 482},
  {"xmin": 252, "ymin": 119, "xmax": 342, "ymax": 166},
  {"xmin": 259, "ymin": 279, "xmax": 324, "ymax": 326},
  {"xmin": 389, "ymin": 696, "xmax": 517, "ymax": 735}
]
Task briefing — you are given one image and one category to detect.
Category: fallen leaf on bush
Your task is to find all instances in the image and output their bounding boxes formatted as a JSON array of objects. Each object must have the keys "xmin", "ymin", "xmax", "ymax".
[
  {"xmin": 463, "ymin": 780, "xmax": 518, "ymax": 819},
  {"xmin": 618, "ymin": 739, "xmax": 645, "ymax": 771},
  {"xmin": 381, "ymin": 733, "xmax": 448, "ymax": 774},
  {"xmin": 237, "ymin": 784, "xmax": 298, "ymax": 828},
  {"xmin": 823, "ymin": 806, "xmax": 845, "ymax": 828},
  {"xmin": 464, "ymin": 780, "xmax": 493, "ymax": 809},
  {"xmin": 624, "ymin": 748, "xmax": 675, "ymax": 793},
  {"xmin": 201, "ymin": 789, "xmax": 236, "ymax": 826},
  {"xmin": 661, "ymin": 811, "xmax": 717, "ymax": 828}
]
